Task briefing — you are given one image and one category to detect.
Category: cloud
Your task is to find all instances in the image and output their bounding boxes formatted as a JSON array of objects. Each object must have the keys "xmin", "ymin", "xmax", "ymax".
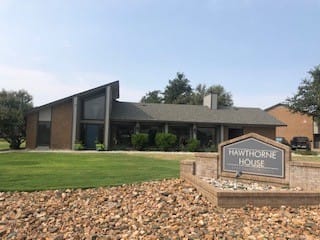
[{"xmin": 0, "ymin": 65, "xmax": 118, "ymax": 107}]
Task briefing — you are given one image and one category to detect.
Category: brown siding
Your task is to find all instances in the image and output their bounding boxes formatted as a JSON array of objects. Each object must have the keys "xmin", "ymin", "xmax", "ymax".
[
  {"xmin": 50, "ymin": 101, "xmax": 73, "ymax": 149},
  {"xmin": 243, "ymin": 126, "xmax": 275, "ymax": 140},
  {"xmin": 266, "ymin": 105, "xmax": 313, "ymax": 143},
  {"xmin": 223, "ymin": 126, "xmax": 275, "ymax": 141},
  {"xmin": 26, "ymin": 112, "xmax": 38, "ymax": 149}
]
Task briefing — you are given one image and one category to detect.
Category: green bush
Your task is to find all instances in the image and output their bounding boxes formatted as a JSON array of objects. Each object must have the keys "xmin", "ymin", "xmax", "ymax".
[
  {"xmin": 95, "ymin": 143, "xmax": 105, "ymax": 151},
  {"xmin": 187, "ymin": 139, "xmax": 200, "ymax": 152},
  {"xmin": 74, "ymin": 141, "xmax": 84, "ymax": 150},
  {"xmin": 207, "ymin": 144, "xmax": 218, "ymax": 152},
  {"xmin": 155, "ymin": 133, "xmax": 177, "ymax": 151},
  {"xmin": 131, "ymin": 133, "xmax": 149, "ymax": 150}
]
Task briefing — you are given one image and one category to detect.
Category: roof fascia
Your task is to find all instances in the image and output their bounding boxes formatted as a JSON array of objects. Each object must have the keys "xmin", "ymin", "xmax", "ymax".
[{"xmin": 27, "ymin": 80, "xmax": 119, "ymax": 114}]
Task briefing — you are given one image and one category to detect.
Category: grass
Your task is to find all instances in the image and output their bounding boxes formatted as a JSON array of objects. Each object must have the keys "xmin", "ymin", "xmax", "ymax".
[
  {"xmin": 292, "ymin": 154, "xmax": 320, "ymax": 162},
  {"xmin": 0, "ymin": 139, "xmax": 10, "ymax": 151},
  {"xmin": 0, "ymin": 138, "xmax": 26, "ymax": 151},
  {"xmin": 0, "ymin": 152, "xmax": 180, "ymax": 191}
]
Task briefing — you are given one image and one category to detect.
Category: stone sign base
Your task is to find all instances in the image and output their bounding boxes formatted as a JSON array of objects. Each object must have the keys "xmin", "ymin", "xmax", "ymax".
[{"xmin": 181, "ymin": 155, "xmax": 320, "ymax": 208}]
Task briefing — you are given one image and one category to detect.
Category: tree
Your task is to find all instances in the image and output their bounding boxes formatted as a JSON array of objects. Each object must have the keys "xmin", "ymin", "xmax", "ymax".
[
  {"xmin": 140, "ymin": 90, "xmax": 163, "ymax": 103},
  {"xmin": 190, "ymin": 84, "xmax": 233, "ymax": 107},
  {"xmin": 286, "ymin": 65, "xmax": 320, "ymax": 120},
  {"xmin": 0, "ymin": 90, "xmax": 33, "ymax": 149},
  {"xmin": 190, "ymin": 84, "xmax": 207, "ymax": 105},
  {"xmin": 140, "ymin": 72, "xmax": 234, "ymax": 107},
  {"xmin": 163, "ymin": 72, "xmax": 192, "ymax": 104},
  {"xmin": 206, "ymin": 85, "xmax": 233, "ymax": 107}
]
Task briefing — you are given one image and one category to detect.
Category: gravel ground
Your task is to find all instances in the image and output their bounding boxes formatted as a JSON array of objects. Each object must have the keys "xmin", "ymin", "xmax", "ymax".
[
  {"xmin": 200, "ymin": 177, "xmax": 303, "ymax": 191},
  {"xmin": 1, "ymin": 179, "xmax": 320, "ymax": 239}
]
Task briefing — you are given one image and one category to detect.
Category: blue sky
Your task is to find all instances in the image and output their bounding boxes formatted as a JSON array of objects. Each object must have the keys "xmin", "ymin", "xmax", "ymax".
[{"xmin": 0, "ymin": 0, "xmax": 319, "ymax": 108}]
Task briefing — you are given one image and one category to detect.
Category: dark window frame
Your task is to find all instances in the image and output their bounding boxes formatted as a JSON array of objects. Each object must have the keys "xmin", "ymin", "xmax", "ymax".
[
  {"xmin": 37, "ymin": 121, "xmax": 51, "ymax": 147},
  {"xmin": 82, "ymin": 94, "xmax": 106, "ymax": 121}
]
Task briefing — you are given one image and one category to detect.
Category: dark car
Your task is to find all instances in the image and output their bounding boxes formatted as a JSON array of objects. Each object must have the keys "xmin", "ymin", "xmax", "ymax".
[{"xmin": 290, "ymin": 136, "xmax": 311, "ymax": 150}]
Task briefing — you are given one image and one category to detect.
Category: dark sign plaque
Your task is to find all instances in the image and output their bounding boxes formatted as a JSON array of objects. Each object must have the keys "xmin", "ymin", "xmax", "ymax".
[{"xmin": 222, "ymin": 138, "xmax": 284, "ymax": 178}]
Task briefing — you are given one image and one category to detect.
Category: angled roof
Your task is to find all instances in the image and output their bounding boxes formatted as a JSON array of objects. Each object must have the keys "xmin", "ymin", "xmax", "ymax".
[
  {"xmin": 28, "ymin": 81, "xmax": 119, "ymax": 113},
  {"xmin": 111, "ymin": 101, "xmax": 285, "ymax": 126},
  {"xmin": 264, "ymin": 103, "xmax": 288, "ymax": 111}
]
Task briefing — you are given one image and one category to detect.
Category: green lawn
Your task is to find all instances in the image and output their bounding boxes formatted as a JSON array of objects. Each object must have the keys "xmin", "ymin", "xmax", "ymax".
[
  {"xmin": 0, "ymin": 152, "xmax": 180, "ymax": 191},
  {"xmin": 292, "ymin": 154, "xmax": 320, "ymax": 162},
  {"xmin": 0, "ymin": 139, "xmax": 26, "ymax": 151},
  {"xmin": 0, "ymin": 139, "xmax": 10, "ymax": 151}
]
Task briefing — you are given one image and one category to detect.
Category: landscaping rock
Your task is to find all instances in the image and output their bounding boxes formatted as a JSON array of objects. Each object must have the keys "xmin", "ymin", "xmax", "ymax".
[{"xmin": 0, "ymin": 179, "xmax": 320, "ymax": 239}]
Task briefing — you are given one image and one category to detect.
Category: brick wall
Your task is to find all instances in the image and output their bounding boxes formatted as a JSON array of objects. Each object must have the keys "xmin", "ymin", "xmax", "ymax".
[
  {"xmin": 290, "ymin": 161, "xmax": 320, "ymax": 191},
  {"xmin": 243, "ymin": 126, "xmax": 275, "ymax": 140},
  {"xmin": 223, "ymin": 126, "xmax": 276, "ymax": 141},
  {"xmin": 180, "ymin": 155, "xmax": 320, "ymax": 208},
  {"xmin": 50, "ymin": 101, "xmax": 73, "ymax": 149},
  {"xmin": 266, "ymin": 105, "xmax": 313, "ymax": 143},
  {"xmin": 26, "ymin": 112, "xmax": 38, "ymax": 149},
  {"xmin": 194, "ymin": 153, "xmax": 219, "ymax": 178},
  {"xmin": 180, "ymin": 160, "xmax": 195, "ymax": 177}
]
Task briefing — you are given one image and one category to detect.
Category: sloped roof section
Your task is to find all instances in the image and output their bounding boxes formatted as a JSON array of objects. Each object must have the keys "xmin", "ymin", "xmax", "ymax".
[
  {"xmin": 264, "ymin": 103, "xmax": 288, "ymax": 112},
  {"xmin": 28, "ymin": 81, "xmax": 119, "ymax": 113},
  {"xmin": 111, "ymin": 101, "xmax": 285, "ymax": 126}
]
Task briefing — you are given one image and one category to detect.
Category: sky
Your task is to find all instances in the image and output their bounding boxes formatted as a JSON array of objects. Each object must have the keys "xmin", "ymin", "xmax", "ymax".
[{"xmin": 0, "ymin": 0, "xmax": 320, "ymax": 109}]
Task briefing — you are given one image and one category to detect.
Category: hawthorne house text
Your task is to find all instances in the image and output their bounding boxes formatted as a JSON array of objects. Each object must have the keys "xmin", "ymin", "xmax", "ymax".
[{"xmin": 222, "ymin": 138, "xmax": 284, "ymax": 178}]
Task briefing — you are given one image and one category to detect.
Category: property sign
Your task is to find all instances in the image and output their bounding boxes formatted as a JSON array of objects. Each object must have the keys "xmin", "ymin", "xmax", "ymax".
[{"xmin": 222, "ymin": 137, "xmax": 284, "ymax": 178}]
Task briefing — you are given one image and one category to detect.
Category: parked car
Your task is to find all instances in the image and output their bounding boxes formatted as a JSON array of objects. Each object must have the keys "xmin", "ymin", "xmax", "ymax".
[
  {"xmin": 290, "ymin": 136, "xmax": 311, "ymax": 150},
  {"xmin": 275, "ymin": 137, "xmax": 290, "ymax": 146}
]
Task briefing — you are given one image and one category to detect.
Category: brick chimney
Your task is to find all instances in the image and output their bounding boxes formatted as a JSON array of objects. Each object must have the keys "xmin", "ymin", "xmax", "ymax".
[{"xmin": 203, "ymin": 93, "xmax": 218, "ymax": 110}]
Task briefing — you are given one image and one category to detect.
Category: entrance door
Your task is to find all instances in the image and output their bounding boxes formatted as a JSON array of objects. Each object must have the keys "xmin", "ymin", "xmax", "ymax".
[
  {"xmin": 84, "ymin": 124, "xmax": 104, "ymax": 149},
  {"xmin": 228, "ymin": 128, "xmax": 243, "ymax": 140},
  {"xmin": 37, "ymin": 122, "xmax": 51, "ymax": 146}
]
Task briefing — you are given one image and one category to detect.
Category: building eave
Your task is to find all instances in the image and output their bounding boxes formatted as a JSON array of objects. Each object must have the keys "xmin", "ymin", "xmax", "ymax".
[{"xmin": 27, "ymin": 81, "xmax": 119, "ymax": 114}]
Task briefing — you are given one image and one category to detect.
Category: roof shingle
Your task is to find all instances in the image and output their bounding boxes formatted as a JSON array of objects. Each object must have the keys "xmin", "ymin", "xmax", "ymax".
[{"xmin": 111, "ymin": 101, "xmax": 285, "ymax": 126}]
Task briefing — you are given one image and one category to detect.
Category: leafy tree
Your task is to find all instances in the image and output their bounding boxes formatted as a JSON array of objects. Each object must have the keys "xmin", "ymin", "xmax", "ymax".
[
  {"xmin": 286, "ymin": 65, "xmax": 320, "ymax": 120},
  {"xmin": 190, "ymin": 84, "xmax": 207, "ymax": 105},
  {"xmin": 206, "ymin": 85, "xmax": 233, "ymax": 107},
  {"xmin": 0, "ymin": 90, "xmax": 33, "ymax": 149},
  {"xmin": 140, "ymin": 90, "xmax": 163, "ymax": 103},
  {"xmin": 140, "ymin": 72, "xmax": 233, "ymax": 107},
  {"xmin": 190, "ymin": 84, "xmax": 233, "ymax": 107},
  {"xmin": 163, "ymin": 72, "xmax": 192, "ymax": 104}
]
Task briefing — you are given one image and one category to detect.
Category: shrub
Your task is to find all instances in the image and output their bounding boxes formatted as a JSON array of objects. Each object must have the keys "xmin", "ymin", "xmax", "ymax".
[
  {"xmin": 155, "ymin": 133, "xmax": 177, "ymax": 151},
  {"xmin": 187, "ymin": 139, "xmax": 200, "ymax": 152},
  {"xmin": 207, "ymin": 144, "xmax": 218, "ymax": 152},
  {"xmin": 95, "ymin": 143, "xmax": 105, "ymax": 151},
  {"xmin": 74, "ymin": 141, "xmax": 84, "ymax": 150},
  {"xmin": 131, "ymin": 133, "xmax": 149, "ymax": 150}
]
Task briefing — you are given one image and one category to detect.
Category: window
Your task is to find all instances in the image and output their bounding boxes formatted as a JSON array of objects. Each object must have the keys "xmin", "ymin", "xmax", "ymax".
[
  {"xmin": 169, "ymin": 125, "xmax": 191, "ymax": 146},
  {"xmin": 228, "ymin": 128, "xmax": 244, "ymax": 139},
  {"xmin": 140, "ymin": 124, "xmax": 164, "ymax": 146},
  {"xmin": 197, "ymin": 127, "xmax": 217, "ymax": 148},
  {"xmin": 83, "ymin": 95, "xmax": 105, "ymax": 120},
  {"xmin": 110, "ymin": 123, "xmax": 135, "ymax": 147},
  {"xmin": 37, "ymin": 122, "xmax": 51, "ymax": 146}
]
